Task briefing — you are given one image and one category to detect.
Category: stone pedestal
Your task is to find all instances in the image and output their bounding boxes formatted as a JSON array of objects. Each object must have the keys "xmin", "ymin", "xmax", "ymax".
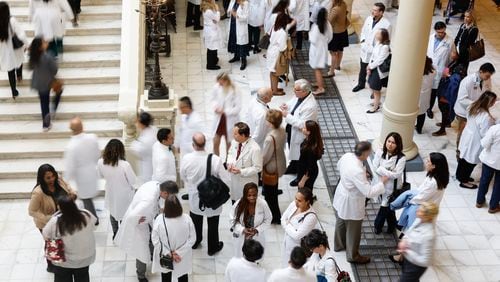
[{"xmin": 139, "ymin": 89, "xmax": 177, "ymax": 130}]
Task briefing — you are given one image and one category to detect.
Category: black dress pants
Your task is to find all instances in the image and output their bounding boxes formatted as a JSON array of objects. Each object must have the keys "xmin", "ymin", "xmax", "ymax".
[
  {"xmin": 356, "ymin": 59, "xmax": 369, "ymax": 88},
  {"xmin": 7, "ymin": 64, "xmax": 22, "ymax": 96},
  {"xmin": 456, "ymin": 158, "xmax": 477, "ymax": 183},
  {"xmin": 428, "ymin": 88, "xmax": 438, "ymax": 111},
  {"xmin": 223, "ymin": 0, "xmax": 230, "ymax": 14},
  {"xmin": 186, "ymin": 2, "xmax": 201, "ymax": 27},
  {"xmin": 248, "ymin": 25, "xmax": 260, "ymax": 50},
  {"xmin": 296, "ymin": 31, "xmax": 304, "ymax": 50},
  {"xmin": 38, "ymin": 90, "xmax": 51, "ymax": 128},
  {"xmin": 207, "ymin": 49, "xmax": 219, "ymax": 68},
  {"xmin": 53, "ymin": 265, "xmax": 90, "ymax": 282},
  {"xmin": 415, "ymin": 114, "xmax": 426, "ymax": 133},
  {"xmin": 400, "ymin": 259, "xmax": 427, "ymax": 282},
  {"xmin": 374, "ymin": 206, "xmax": 397, "ymax": 232},
  {"xmin": 263, "ymin": 184, "xmax": 281, "ymax": 223},
  {"xmin": 190, "ymin": 212, "xmax": 220, "ymax": 253},
  {"xmin": 162, "ymin": 272, "xmax": 188, "ymax": 282},
  {"xmin": 437, "ymin": 100, "xmax": 451, "ymax": 129}
]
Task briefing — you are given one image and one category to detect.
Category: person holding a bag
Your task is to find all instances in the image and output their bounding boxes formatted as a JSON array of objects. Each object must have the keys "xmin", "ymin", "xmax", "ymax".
[
  {"xmin": 229, "ymin": 182, "xmax": 272, "ymax": 257},
  {"xmin": 28, "ymin": 37, "xmax": 60, "ymax": 131},
  {"xmin": 0, "ymin": 2, "xmax": 28, "ymax": 100},
  {"xmin": 42, "ymin": 195, "xmax": 97, "ymax": 281},
  {"xmin": 303, "ymin": 229, "xmax": 341, "ymax": 282},
  {"xmin": 266, "ymin": 13, "xmax": 289, "ymax": 96},
  {"xmin": 454, "ymin": 9, "xmax": 479, "ymax": 72},
  {"xmin": 366, "ymin": 28, "xmax": 390, "ymax": 114},
  {"xmin": 151, "ymin": 194, "xmax": 196, "ymax": 282},
  {"xmin": 292, "ymin": 120, "xmax": 323, "ymax": 191},
  {"xmin": 262, "ymin": 109, "xmax": 287, "ymax": 223},
  {"xmin": 308, "ymin": 8, "xmax": 332, "ymax": 96},
  {"xmin": 372, "ymin": 132, "xmax": 406, "ymax": 235}
]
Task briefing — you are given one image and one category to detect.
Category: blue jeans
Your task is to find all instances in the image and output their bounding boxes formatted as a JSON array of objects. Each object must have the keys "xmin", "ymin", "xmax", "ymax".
[{"xmin": 477, "ymin": 164, "xmax": 500, "ymax": 210}]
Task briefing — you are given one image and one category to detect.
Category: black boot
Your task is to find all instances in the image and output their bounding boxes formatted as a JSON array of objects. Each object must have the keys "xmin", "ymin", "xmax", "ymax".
[{"xmin": 240, "ymin": 57, "xmax": 247, "ymax": 70}]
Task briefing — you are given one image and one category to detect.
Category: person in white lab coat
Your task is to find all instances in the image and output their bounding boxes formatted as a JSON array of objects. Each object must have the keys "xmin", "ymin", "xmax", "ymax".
[
  {"xmin": 151, "ymin": 195, "xmax": 196, "ymax": 282},
  {"xmin": 175, "ymin": 96, "xmax": 204, "ymax": 158},
  {"xmin": 332, "ymin": 141, "xmax": 388, "ymax": 264},
  {"xmin": 115, "ymin": 180, "xmax": 178, "ymax": 282},
  {"xmin": 30, "ymin": 0, "xmax": 74, "ymax": 57},
  {"xmin": 244, "ymin": 87, "xmax": 273, "ymax": 148},
  {"xmin": 225, "ymin": 239, "xmax": 266, "ymax": 282},
  {"xmin": 456, "ymin": 91, "xmax": 497, "ymax": 189},
  {"xmin": 64, "ymin": 117, "xmax": 101, "ymax": 224},
  {"xmin": 280, "ymin": 79, "xmax": 318, "ymax": 176},
  {"xmin": 308, "ymin": 8, "xmax": 332, "ymax": 96},
  {"xmin": 131, "ymin": 112, "xmax": 158, "ymax": 184},
  {"xmin": 227, "ymin": 0, "xmax": 250, "ymax": 70},
  {"xmin": 211, "ymin": 72, "xmax": 242, "ymax": 156},
  {"xmin": 180, "ymin": 133, "xmax": 231, "ymax": 256},
  {"xmin": 426, "ymin": 21, "xmax": 454, "ymax": 118},
  {"xmin": 477, "ymin": 124, "xmax": 500, "ymax": 213},
  {"xmin": 248, "ymin": 0, "xmax": 265, "ymax": 53},
  {"xmin": 229, "ymin": 183, "xmax": 272, "ymax": 257},
  {"xmin": 97, "ymin": 139, "xmax": 136, "ymax": 239},
  {"xmin": 268, "ymin": 246, "xmax": 316, "ymax": 282},
  {"xmin": 266, "ymin": 13, "xmax": 289, "ymax": 96},
  {"xmin": 152, "ymin": 128, "xmax": 176, "ymax": 183},
  {"xmin": 202, "ymin": 0, "xmax": 223, "ymax": 70},
  {"xmin": 0, "ymin": 2, "xmax": 28, "ymax": 99},
  {"xmin": 289, "ymin": 0, "xmax": 309, "ymax": 50},
  {"xmin": 303, "ymin": 229, "xmax": 340, "ymax": 281},
  {"xmin": 454, "ymin": 63, "xmax": 495, "ymax": 153},
  {"xmin": 227, "ymin": 122, "xmax": 263, "ymax": 202},
  {"xmin": 366, "ymin": 28, "xmax": 390, "ymax": 114},
  {"xmin": 263, "ymin": 0, "xmax": 280, "ymax": 35},
  {"xmin": 186, "ymin": 0, "xmax": 203, "ymax": 30},
  {"xmin": 352, "ymin": 2, "xmax": 391, "ymax": 92},
  {"xmin": 281, "ymin": 187, "xmax": 318, "ymax": 266},
  {"xmin": 415, "ymin": 57, "xmax": 437, "ymax": 134}
]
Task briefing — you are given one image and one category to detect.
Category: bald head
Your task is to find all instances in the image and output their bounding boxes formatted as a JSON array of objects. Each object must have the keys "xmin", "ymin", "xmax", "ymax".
[
  {"xmin": 257, "ymin": 87, "xmax": 273, "ymax": 104},
  {"xmin": 69, "ymin": 117, "xmax": 83, "ymax": 135},
  {"xmin": 192, "ymin": 132, "xmax": 206, "ymax": 151}
]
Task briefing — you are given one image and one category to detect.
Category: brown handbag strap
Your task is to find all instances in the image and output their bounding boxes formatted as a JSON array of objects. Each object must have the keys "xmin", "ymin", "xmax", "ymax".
[{"xmin": 271, "ymin": 135, "xmax": 277, "ymax": 171}]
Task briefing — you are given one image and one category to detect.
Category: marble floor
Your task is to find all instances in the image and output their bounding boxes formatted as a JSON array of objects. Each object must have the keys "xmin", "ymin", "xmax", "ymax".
[{"xmin": 1, "ymin": 0, "xmax": 500, "ymax": 281}]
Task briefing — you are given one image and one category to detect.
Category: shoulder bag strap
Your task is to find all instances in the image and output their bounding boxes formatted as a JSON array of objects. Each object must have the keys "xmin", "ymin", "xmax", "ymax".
[
  {"xmin": 271, "ymin": 135, "xmax": 277, "ymax": 171},
  {"xmin": 161, "ymin": 216, "xmax": 172, "ymax": 255},
  {"xmin": 298, "ymin": 211, "xmax": 325, "ymax": 232},
  {"xmin": 393, "ymin": 155, "xmax": 401, "ymax": 190},
  {"xmin": 206, "ymin": 153, "xmax": 213, "ymax": 179}
]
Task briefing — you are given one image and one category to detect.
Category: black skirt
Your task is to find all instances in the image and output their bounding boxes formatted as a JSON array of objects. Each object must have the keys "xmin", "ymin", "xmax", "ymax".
[
  {"xmin": 328, "ymin": 30, "xmax": 349, "ymax": 52},
  {"xmin": 368, "ymin": 68, "xmax": 388, "ymax": 91}
]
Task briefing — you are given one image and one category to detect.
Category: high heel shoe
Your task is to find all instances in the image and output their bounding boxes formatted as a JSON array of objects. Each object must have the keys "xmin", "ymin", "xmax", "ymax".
[{"xmin": 12, "ymin": 90, "xmax": 19, "ymax": 100}]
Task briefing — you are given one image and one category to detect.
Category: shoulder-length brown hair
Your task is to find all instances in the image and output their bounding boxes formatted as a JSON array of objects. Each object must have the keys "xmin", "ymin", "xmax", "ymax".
[
  {"xmin": 102, "ymin": 139, "xmax": 125, "ymax": 166},
  {"xmin": 301, "ymin": 120, "xmax": 324, "ymax": 159},
  {"xmin": 163, "ymin": 194, "xmax": 183, "ymax": 218},
  {"xmin": 469, "ymin": 91, "xmax": 497, "ymax": 117}
]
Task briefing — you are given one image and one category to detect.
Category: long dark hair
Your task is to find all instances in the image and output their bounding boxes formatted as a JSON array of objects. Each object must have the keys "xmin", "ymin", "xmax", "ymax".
[
  {"xmin": 274, "ymin": 12, "xmax": 289, "ymax": 31},
  {"xmin": 316, "ymin": 8, "xmax": 327, "ymax": 34},
  {"xmin": 0, "ymin": 2, "xmax": 10, "ymax": 42},
  {"xmin": 102, "ymin": 139, "xmax": 125, "ymax": 166},
  {"xmin": 57, "ymin": 195, "xmax": 88, "ymax": 236},
  {"xmin": 301, "ymin": 120, "xmax": 324, "ymax": 159},
  {"xmin": 272, "ymin": 0, "xmax": 289, "ymax": 13},
  {"xmin": 234, "ymin": 183, "xmax": 258, "ymax": 227},
  {"xmin": 382, "ymin": 132, "xmax": 404, "ymax": 159},
  {"xmin": 28, "ymin": 37, "xmax": 45, "ymax": 69},
  {"xmin": 34, "ymin": 164, "xmax": 64, "ymax": 196},
  {"xmin": 423, "ymin": 56, "xmax": 435, "ymax": 75},
  {"xmin": 427, "ymin": 152, "xmax": 449, "ymax": 190},
  {"xmin": 468, "ymin": 91, "xmax": 497, "ymax": 117}
]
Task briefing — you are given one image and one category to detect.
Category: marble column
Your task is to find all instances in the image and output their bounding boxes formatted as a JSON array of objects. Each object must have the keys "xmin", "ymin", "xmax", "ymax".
[
  {"xmin": 376, "ymin": 0, "xmax": 434, "ymax": 160},
  {"xmin": 345, "ymin": 0, "xmax": 355, "ymax": 35}
]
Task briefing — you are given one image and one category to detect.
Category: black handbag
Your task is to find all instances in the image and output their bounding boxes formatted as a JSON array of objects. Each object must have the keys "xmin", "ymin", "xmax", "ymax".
[
  {"xmin": 197, "ymin": 154, "xmax": 230, "ymax": 211},
  {"xmin": 159, "ymin": 216, "xmax": 174, "ymax": 270},
  {"xmin": 388, "ymin": 156, "xmax": 410, "ymax": 203},
  {"xmin": 258, "ymin": 34, "xmax": 270, "ymax": 50},
  {"xmin": 378, "ymin": 53, "xmax": 392, "ymax": 73},
  {"xmin": 10, "ymin": 24, "xmax": 24, "ymax": 50}
]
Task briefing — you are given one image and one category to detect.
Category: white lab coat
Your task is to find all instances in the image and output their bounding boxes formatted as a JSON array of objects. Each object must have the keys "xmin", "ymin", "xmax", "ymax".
[
  {"xmin": 0, "ymin": 17, "xmax": 27, "ymax": 72},
  {"xmin": 227, "ymin": 138, "xmax": 263, "ymax": 201},
  {"xmin": 203, "ymin": 9, "xmax": 223, "ymax": 50},
  {"xmin": 211, "ymin": 84, "xmax": 242, "ymax": 142},
  {"xmin": 454, "ymin": 72, "xmax": 492, "ymax": 118},
  {"xmin": 426, "ymin": 33, "xmax": 453, "ymax": 89},
  {"xmin": 263, "ymin": 0, "xmax": 280, "ymax": 33},
  {"xmin": 268, "ymin": 266, "xmax": 316, "ymax": 282},
  {"xmin": 31, "ymin": 0, "xmax": 73, "ymax": 40},
  {"xmin": 188, "ymin": 0, "xmax": 201, "ymax": 5},
  {"xmin": 180, "ymin": 151, "xmax": 231, "ymax": 217},
  {"xmin": 368, "ymin": 43, "xmax": 390, "ymax": 79},
  {"xmin": 418, "ymin": 71, "xmax": 437, "ymax": 115},
  {"xmin": 225, "ymin": 257, "xmax": 266, "ymax": 282},
  {"xmin": 151, "ymin": 214, "xmax": 196, "ymax": 276},
  {"xmin": 332, "ymin": 153, "xmax": 385, "ymax": 220},
  {"xmin": 359, "ymin": 16, "xmax": 391, "ymax": 63},
  {"xmin": 281, "ymin": 202, "xmax": 318, "ymax": 266},
  {"xmin": 229, "ymin": 197, "xmax": 272, "ymax": 257},
  {"xmin": 266, "ymin": 28, "xmax": 288, "ymax": 72},
  {"xmin": 371, "ymin": 149, "xmax": 406, "ymax": 207},
  {"xmin": 304, "ymin": 250, "xmax": 338, "ymax": 281},
  {"xmin": 97, "ymin": 159, "xmax": 136, "ymax": 220},
  {"xmin": 131, "ymin": 126, "xmax": 158, "ymax": 184},
  {"xmin": 409, "ymin": 177, "xmax": 444, "ymax": 206},
  {"xmin": 308, "ymin": 23, "xmax": 333, "ymax": 69},
  {"xmin": 174, "ymin": 111, "xmax": 204, "ymax": 158},
  {"xmin": 115, "ymin": 181, "xmax": 161, "ymax": 264},
  {"xmin": 227, "ymin": 0, "xmax": 249, "ymax": 45},
  {"xmin": 289, "ymin": 0, "xmax": 310, "ymax": 31},
  {"xmin": 151, "ymin": 141, "xmax": 177, "ymax": 183},
  {"xmin": 64, "ymin": 133, "xmax": 101, "ymax": 199},
  {"xmin": 479, "ymin": 124, "xmax": 500, "ymax": 170},
  {"xmin": 459, "ymin": 112, "xmax": 495, "ymax": 164},
  {"xmin": 248, "ymin": 0, "xmax": 266, "ymax": 27},
  {"xmin": 285, "ymin": 93, "xmax": 318, "ymax": 161},
  {"xmin": 244, "ymin": 98, "xmax": 270, "ymax": 148}
]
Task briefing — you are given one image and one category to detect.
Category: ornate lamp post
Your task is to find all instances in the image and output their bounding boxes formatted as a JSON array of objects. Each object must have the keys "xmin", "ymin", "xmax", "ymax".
[{"xmin": 143, "ymin": 0, "xmax": 169, "ymax": 100}]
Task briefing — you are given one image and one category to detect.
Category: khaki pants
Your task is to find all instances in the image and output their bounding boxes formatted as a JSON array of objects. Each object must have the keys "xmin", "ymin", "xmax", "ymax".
[
  {"xmin": 333, "ymin": 209, "xmax": 363, "ymax": 262},
  {"xmin": 455, "ymin": 115, "xmax": 467, "ymax": 158}
]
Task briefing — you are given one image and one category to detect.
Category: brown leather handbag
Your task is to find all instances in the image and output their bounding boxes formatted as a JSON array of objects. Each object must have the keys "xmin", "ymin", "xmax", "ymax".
[
  {"xmin": 51, "ymin": 79, "xmax": 64, "ymax": 95},
  {"xmin": 262, "ymin": 136, "xmax": 279, "ymax": 186}
]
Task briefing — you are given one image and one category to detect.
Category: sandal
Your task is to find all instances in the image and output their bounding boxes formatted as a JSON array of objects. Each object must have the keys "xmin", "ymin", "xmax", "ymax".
[
  {"xmin": 273, "ymin": 91, "xmax": 286, "ymax": 96},
  {"xmin": 322, "ymin": 71, "xmax": 335, "ymax": 78},
  {"xmin": 313, "ymin": 89, "xmax": 325, "ymax": 96},
  {"xmin": 366, "ymin": 106, "xmax": 380, "ymax": 113}
]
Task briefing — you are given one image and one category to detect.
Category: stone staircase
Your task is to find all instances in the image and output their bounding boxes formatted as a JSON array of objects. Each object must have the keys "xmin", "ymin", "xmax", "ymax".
[{"xmin": 0, "ymin": 0, "xmax": 123, "ymax": 198}]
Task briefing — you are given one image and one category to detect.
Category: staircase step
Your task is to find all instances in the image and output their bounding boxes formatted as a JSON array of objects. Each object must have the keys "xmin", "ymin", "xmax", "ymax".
[
  {"xmin": 22, "ymin": 19, "xmax": 122, "ymax": 37},
  {"xmin": 0, "ymin": 100, "xmax": 118, "ymax": 121},
  {"xmin": 0, "ymin": 119, "xmax": 122, "ymax": 141},
  {"xmin": 62, "ymin": 35, "xmax": 121, "ymax": 51},
  {"xmin": 0, "ymin": 178, "xmax": 106, "ymax": 199},
  {"xmin": 48, "ymin": 50, "xmax": 121, "ymax": 68},
  {"xmin": 6, "ymin": 0, "xmax": 122, "ymax": 8},
  {"xmin": 11, "ymin": 5, "xmax": 122, "ymax": 21},
  {"xmin": 0, "ymin": 67, "xmax": 120, "ymax": 86},
  {"xmin": 0, "ymin": 83, "xmax": 118, "ymax": 103},
  {"xmin": 0, "ymin": 157, "xmax": 64, "ymax": 179}
]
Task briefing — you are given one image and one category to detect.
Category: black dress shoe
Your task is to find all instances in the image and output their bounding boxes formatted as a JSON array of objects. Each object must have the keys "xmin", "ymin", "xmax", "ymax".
[
  {"xmin": 207, "ymin": 65, "xmax": 221, "ymax": 70},
  {"xmin": 193, "ymin": 26, "xmax": 203, "ymax": 31},
  {"xmin": 12, "ymin": 90, "xmax": 19, "ymax": 99},
  {"xmin": 352, "ymin": 85, "xmax": 364, "ymax": 92},
  {"xmin": 181, "ymin": 194, "xmax": 189, "ymax": 200},
  {"xmin": 208, "ymin": 241, "xmax": 224, "ymax": 256},
  {"xmin": 426, "ymin": 109, "xmax": 434, "ymax": 119},
  {"xmin": 229, "ymin": 56, "xmax": 240, "ymax": 63},
  {"xmin": 289, "ymin": 179, "xmax": 298, "ymax": 187},
  {"xmin": 192, "ymin": 241, "xmax": 201, "ymax": 249},
  {"xmin": 185, "ymin": 22, "xmax": 193, "ymax": 28},
  {"xmin": 240, "ymin": 60, "xmax": 247, "ymax": 70},
  {"xmin": 277, "ymin": 189, "xmax": 283, "ymax": 195},
  {"xmin": 459, "ymin": 183, "xmax": 478, "ymax": 189}
]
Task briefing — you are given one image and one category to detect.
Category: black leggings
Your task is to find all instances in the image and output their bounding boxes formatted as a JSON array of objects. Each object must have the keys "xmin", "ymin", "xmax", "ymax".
[
  {"xmin": 456, "ymin": 158, "xmax": 477, "ymax": 183},
  {"xmin": 161, "ymin": 272, "xmax": 188, "ymax": 282},
  {"xmin": 7, "ymin": 64, "xmax": 22, "ymax": 96}
]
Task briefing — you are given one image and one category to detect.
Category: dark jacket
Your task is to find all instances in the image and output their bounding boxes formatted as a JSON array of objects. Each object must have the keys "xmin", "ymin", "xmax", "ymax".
[
  {"xmin": 454, "ymin": 23, "xmax": 478, "ymax": 62},
  {"xmin": 31, "ymin": 52, "xmax": 58, "ymax": 92}
]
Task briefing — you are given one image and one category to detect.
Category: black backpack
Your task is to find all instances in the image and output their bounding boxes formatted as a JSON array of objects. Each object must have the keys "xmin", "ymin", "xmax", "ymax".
[{"xmin": 197, "ymin": 154, "xmax": 230, "ymax": 211}]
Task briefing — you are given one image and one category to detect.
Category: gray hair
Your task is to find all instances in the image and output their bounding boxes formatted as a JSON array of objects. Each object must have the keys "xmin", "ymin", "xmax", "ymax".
[
  {"xmin": 257, "ymin": 87, "xmax": 272, "ymax": 100},
  {"xmin": 294, "ymin": 79, "xmax": 312, "ymax": 93}
]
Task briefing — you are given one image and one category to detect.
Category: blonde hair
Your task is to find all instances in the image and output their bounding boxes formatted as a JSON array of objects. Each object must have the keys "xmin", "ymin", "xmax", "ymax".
[
  {"xmin": 419, "ymin": 202, "xmax": 439, "ymax": 221},
  {"xmin": 464, "ymin": 9, "xmax": 477, "ymax": 25},
  {"xmin": 201, "ymin": 0, "xmax": 218, "ymax": 13},
  {"xmin": 216, "ymin": 72, "xmax": 235, "ymax": 92}
]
